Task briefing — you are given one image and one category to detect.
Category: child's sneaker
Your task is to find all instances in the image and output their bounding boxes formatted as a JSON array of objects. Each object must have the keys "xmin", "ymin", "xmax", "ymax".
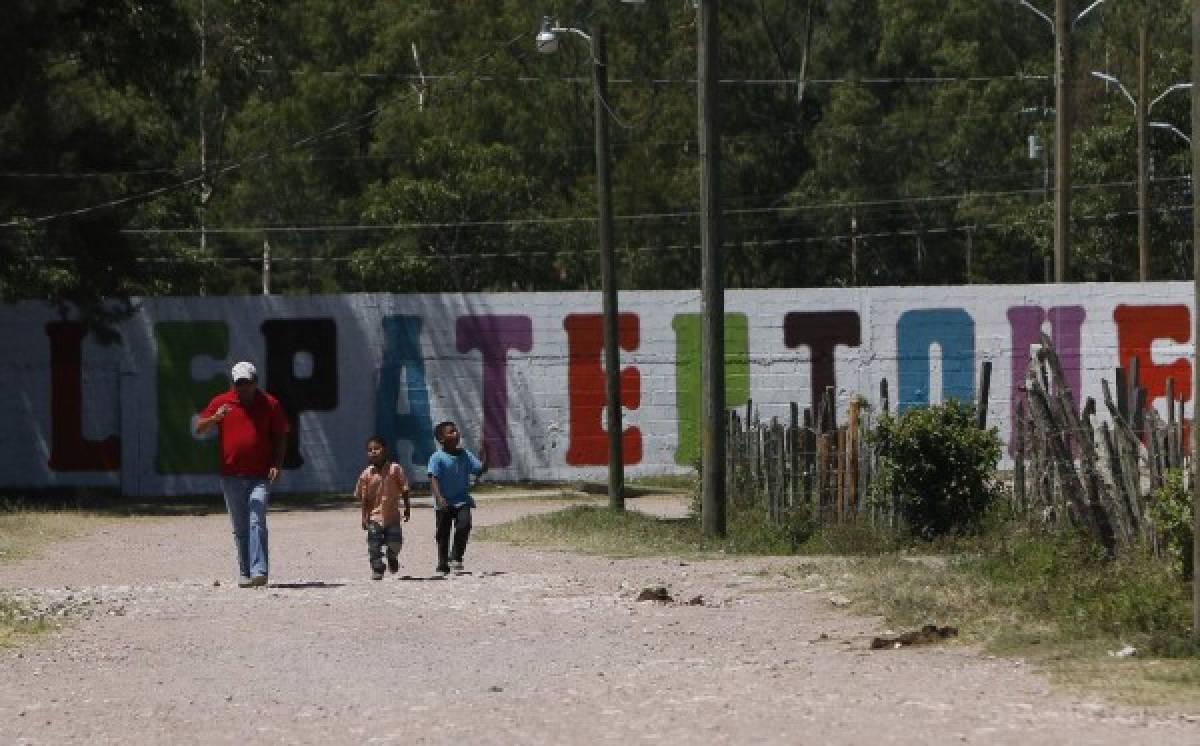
[
  {"xmin": 387, "ymin": 553, "xmax": 399, "ymax": 574},
  {"xmin": 449, "ymin": 559, "xmax": 464, "ymax": 573},
  {"xmin": 237, "ymin": 575, "xmax": 254, "ymax": 588},
  {"xmin": 436, "ymin": 564, "xmax": 450, "ymax": 575},
  {"xmin": 371, "ymin": 570, "xmax": 384, "ymax": 581}
]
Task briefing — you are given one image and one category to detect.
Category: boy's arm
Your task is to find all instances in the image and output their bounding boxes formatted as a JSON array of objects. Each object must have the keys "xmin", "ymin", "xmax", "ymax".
[
  {"xmin": 392, "ymin": 465, "xmax": 412, "ymax": 522},
  {"xmin": 356, "ymin": 478, "xmax": 369, "ymax": 530},
  {"xmin": 429, "ymin": 475, "xmax": 448, "ymax": 510}
]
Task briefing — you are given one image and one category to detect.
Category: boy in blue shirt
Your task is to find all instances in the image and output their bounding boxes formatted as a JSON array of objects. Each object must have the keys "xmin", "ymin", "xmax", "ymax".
[{"xmin": 428, "ymin": 421, "xmax": 489, "ymax": 574}]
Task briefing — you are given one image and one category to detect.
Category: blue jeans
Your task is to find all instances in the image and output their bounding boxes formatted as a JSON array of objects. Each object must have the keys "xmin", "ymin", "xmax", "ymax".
[{"xmin": 220, "ymin": 477, "xmax": 270, "ymax": 579}]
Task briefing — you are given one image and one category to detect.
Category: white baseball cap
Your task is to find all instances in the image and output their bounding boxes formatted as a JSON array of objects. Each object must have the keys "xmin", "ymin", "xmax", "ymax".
[{"xmin": 231, "ymin": 361, "xmax": 258, "ymax": 383}]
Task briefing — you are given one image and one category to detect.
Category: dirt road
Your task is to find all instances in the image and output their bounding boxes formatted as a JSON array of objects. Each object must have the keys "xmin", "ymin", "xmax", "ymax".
[{"xmin": 1, "ymin": 497, "xmax": 1198, "ymax": 744}]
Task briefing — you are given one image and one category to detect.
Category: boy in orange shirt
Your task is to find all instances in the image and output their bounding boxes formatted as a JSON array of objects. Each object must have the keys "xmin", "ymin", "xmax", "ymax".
[{"xmin": 354, "ymin": 435, "xmax": 411, "ymax": 580}]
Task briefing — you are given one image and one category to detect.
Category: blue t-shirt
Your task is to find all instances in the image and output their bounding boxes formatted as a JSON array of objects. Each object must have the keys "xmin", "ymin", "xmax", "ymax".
[{"xmin": 427, "ymin": 448, "xmax": 483, "ymax": 510}]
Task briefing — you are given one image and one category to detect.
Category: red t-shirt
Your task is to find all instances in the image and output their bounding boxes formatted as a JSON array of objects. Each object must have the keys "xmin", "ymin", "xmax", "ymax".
[{"xmin": 199, "ymin": 389, "xmax": 290, "ymax": 477}]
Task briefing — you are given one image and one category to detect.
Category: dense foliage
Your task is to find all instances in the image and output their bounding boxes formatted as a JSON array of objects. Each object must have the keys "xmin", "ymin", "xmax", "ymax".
[
  {"xmin": 1, "ymin": 1, "xmax": 1194, "ymax": 321},
  {"xmin": 872, "ymin": 399, "xmax": 1004, "ymax": 539}
]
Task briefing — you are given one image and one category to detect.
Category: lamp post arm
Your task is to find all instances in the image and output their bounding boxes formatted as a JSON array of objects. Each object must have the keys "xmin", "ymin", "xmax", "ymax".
[
  {"xmin": 1090, "ymin": 71, "xmax": 1137, "ymax": 109},
  {"xmin": 1014, "ymin": 0, "xmax": 1055, "ymax": 28},
  {"xmin": 1150, "ymin": 82, "xmax": 1194, "ymax": 113},
  {"xmin": 1073, "ymin": 0, "xmax": 1111, "ymax": 27},
  {"xmin": 551, "ymin": 26, "xmax": 593, "ymax": 46}
]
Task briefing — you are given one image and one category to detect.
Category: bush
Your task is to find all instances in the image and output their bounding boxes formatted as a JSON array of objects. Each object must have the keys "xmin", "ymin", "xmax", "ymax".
[
  {"xmin": 1149, "ymin": 469, "xmax": 1194, "ymax": 580},
  {"xmin": 871, "ymin": 399, "xmax": 1003, "ymax": 540}
]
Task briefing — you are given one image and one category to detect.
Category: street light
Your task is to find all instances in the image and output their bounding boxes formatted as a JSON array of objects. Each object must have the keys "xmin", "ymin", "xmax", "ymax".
[
  {"xmin": 1005, "ymin": 0, "xmax": 1114, "ymax": 282},
  {"xmin": 537, "ymin": 11, "xmax": 635, "ymax": 511},
  {"xmin": 1091, "ymin": 69, "xmax": 1191, "ymax": 280}
]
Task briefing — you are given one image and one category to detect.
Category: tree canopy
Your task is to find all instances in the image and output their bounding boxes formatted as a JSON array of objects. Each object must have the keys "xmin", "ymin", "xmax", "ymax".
[{"xmin": 1, "ymin": 0, "xmax": 1194, "ymax": 318}]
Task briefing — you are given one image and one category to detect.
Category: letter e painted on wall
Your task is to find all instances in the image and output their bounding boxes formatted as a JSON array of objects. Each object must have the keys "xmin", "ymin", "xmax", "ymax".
[
  {"xmin": 1114, "ymin": 304, "xmax": 1191, "ymax": 435},
  {"xmin": 563, "ymin": 313, "xmax": 642, "ymax": 466}
]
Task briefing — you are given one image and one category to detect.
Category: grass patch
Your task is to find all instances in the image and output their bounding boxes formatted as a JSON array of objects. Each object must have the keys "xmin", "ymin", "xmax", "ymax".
[
  {"xmin": 797, "ymin": 525, "xmax": 1200, "ymax": 707},
  {"xmin": 0, "ymin": 507, "xmax": 117, "ymax": 646},
  {"xmin": 0, "ymin": 597, "xmax": 50, "ymax": 647},
  {"xmin": 0, "ymin": 509, "xmax": 114, "ymax": 563}
]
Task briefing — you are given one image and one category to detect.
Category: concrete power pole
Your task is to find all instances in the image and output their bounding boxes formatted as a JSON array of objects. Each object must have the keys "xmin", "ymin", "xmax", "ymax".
[
  {"xmin": 1054, "ymin": 0, "xmax": 1073, "ymax": 283},
  {"xmin": 1137, "ymin": 25, "xmax": 1150, "ymax": 282},
  {"xmin": 1190, "ymin": 0, "xmax": 1200, "ymax": 643},
  {"xmin": 592, "ymin": 25, "xmax": 625, "ymax": 512},
  {"xmin": 698, "ymin": 0, "xmax": 726, "ymax": 537}
]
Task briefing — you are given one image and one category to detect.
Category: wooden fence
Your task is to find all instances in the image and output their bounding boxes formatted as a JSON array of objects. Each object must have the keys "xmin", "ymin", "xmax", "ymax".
[
  {"xmin": 724, "ymin": 361, "xmax": 995, "ymax": 530},
  {"xmin": 1013, "ymin": 333, "xmax": 1188, "ymax": 555},
  {"xmin": 726, "ymin": 386, "xmax": 882, "ymax": 527}
]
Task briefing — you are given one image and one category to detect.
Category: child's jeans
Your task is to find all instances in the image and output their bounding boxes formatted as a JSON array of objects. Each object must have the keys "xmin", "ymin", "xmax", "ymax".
[
  {"xmin": 366, "ymin": 521, "xmax": 404, "ymax": 574},
  {"xmin": 434, "ymin": 505, "xmax": 472, "ymax": 568}
]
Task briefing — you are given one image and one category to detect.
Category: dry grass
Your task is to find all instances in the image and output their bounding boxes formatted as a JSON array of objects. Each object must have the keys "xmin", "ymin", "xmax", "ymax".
[
  {"xmin": 788, "ymin": 553, "xmax": 1200, "ymax": 709},
  {"xmin": 0, "ymin": 509, "xmax": 113, "ymax": 646}
]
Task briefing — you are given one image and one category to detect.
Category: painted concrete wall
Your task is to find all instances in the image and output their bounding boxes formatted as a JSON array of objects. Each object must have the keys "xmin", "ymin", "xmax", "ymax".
[{"xmin": 0, "ymin": 285, "xmax": 1191, "ymax": 496}]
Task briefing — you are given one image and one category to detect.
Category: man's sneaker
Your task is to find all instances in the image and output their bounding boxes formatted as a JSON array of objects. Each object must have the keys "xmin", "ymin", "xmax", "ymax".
[
  {"xmin": 371, "ymin": 570, "xmax": 384, "ymax": 581},
  {"xmin": 448, "ymin": 560, "xmax": 464, "ymax": 573},
  {"xmin": 387, "ymin": 553, "xmax": 399, "ymax": 574},
  {"xmin": 237, "ymin": 576, "xmax": 254, "ymax": 588},
  {"xmin": 436, "ymin": 564, "xmax": 450, "ymax": 575},
  {"xmin": 251, "ymin": 575, "xmax": 268, "ymax": 587}
]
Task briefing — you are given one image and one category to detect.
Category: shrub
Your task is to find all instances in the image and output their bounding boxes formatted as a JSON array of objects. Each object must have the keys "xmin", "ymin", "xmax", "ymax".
[
  {"xmin": 1149, "ymin": 469, "xmax": 1194, "ymax": 580},
  {"xmin": 871, "ymin": 399, "xmax": 1003, "ymax": 540}
]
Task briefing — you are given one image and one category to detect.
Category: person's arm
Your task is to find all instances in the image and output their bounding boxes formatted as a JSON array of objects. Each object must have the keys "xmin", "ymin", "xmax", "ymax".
[
  {"xmin": 394, "ymin": 466, "xmax": 412, "ymax": 522},
  {"xmin": 478, "ymin": 439, "xmax": 490, "ymax": 475},
  {"xmin": 268, "ymin": 401, "xmax": 289, "ymax": 483},
  {"xmin": 356, "ymin": 477, "xmax": 369, "ymax": 530},
  {"xmin": 268, "ymin": 432, "xmax": 286, "ymax": 484},
  {"xmin": 429, "ymin": 475, "xmax": 448, "ymax": 511},
  {"xmin": 195, "ymin": 402, "xmax": 231, "ymax": 435}
]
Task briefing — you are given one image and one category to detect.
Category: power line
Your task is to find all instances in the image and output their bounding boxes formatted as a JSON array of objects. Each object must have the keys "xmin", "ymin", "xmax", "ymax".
[
  {"xmin": 109, "ymin": 204, "xmax": 1194, "ymax": 265},
  {"xmin": 118, "ymin": 177, "xmax": 1176, "ymax": 236},
  {"xmin": 256, "ymin": 68, "xmax": 1055, "ymax": 87}
]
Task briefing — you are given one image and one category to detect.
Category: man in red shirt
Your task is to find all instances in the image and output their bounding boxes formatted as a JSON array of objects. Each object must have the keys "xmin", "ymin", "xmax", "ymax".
[{"xmin": 196, "ymin": 361, "xmax": 289, "ymax": 588}]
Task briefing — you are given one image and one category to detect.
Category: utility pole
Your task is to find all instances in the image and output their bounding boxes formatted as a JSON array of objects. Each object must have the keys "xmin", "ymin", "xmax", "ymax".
[
  {"xmin": 593, "ymin": 25, "xmax": 625, "ymax": 511},
  {"xmin": 1190, "ymin": 0, "xmax": 1199, "ymax": 643},
  {"xmin": 1137, "ymin": 25, "xmax": 1150, "ymax": 282},
  {"xmin": 698, "ymin": 0, "xmax": 726, "ymax": 537},
  {"xmin": 1054, "ymin": 0, "xmax": 1073, "ymax": 283},
  {"xmin": 199, "ymin": 0, "xmax": 208, "ymax": 254},
  {"xmin": 262, "ymin": 238, "xmax": 271, "ymax": 295}
]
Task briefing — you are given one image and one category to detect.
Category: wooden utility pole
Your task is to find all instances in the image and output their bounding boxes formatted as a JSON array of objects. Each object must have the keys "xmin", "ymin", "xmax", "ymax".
[
  {"xmin": 698, "ymin": 0, "xmax": 726, "ymax": 537},
  {"xmin": 1190, "ymin": 0, "xmax": 1200, "ymax": 643},
  {"xmin": 1054, "ymin": 0, "xmax": 1073, "ymax": 283},
  {"xmin": 593, "ymin": 25, "xmax": 624, "ymax": 511},
  {"xmin": 1137, "ymin": 25, "xmax": 1150, "ymax": 281}
]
